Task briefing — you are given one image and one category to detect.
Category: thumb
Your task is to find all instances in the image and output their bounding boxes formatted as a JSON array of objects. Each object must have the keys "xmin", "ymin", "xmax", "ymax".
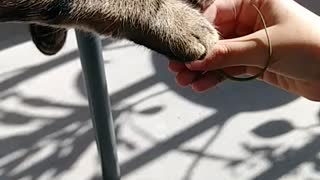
[{"xmin": 187, "ymin": 30, "xmax": 271, "ymax": 71}]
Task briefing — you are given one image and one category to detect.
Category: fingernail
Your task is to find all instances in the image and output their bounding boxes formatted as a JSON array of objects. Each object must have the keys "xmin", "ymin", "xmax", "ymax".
[
  {"xmin": 186, "ymin": 64, "xmax": 192, "ymax": 69},
  {"xmin": 186, "ymin": 60, "xmax": 204, "ymax": 70}
]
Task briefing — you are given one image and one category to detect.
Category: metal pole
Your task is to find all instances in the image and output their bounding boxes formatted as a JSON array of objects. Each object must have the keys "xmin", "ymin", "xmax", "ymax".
[{"xmin": 75, "ymin": 31, "xmax": 120, "ymax": 180}]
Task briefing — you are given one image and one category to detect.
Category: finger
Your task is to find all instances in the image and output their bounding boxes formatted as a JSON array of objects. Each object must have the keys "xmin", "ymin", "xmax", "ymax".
[
  {"xmin": 191, "ymin": 71, "xmax": 225, "ymax": 92},
  {"xmin": 187, "ymin": 29, "xmax": 271, "ymax": 71},
  {"xmin": 168, "ymin": 61, "xmax": 187, "ymax": 73},
  {"xmin": 175, "ymin": 69, "xmax": 201, "ymax": 87},
  {"xmin": 190, "ymin": 66, "xmax": 254, "ymax": 92},
  {"xmin": 190, "ymin": 66, "xmax": 248, "ymax": 92}
]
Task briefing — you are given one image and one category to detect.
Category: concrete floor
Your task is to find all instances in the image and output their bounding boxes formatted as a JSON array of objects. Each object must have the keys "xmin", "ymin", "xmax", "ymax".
[{"xmin": 0, "ymin": 1, "xmax": 320, "ymax": 180}]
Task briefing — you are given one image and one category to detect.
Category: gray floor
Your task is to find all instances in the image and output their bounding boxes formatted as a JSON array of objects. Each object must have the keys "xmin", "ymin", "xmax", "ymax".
[{"xmin": 0, "ymin": 1, "xmax": 319, "ymax": 180}]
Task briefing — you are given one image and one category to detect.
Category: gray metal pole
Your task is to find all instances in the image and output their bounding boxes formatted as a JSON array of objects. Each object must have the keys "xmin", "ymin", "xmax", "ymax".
[{"xmin": 75, "ymin": 31, "xmax": 120, "ymax": 180}]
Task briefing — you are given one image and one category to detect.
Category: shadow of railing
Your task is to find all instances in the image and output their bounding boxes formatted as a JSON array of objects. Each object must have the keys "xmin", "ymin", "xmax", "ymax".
[{"xmin": 0, "ymin": 45, "xmax": 306, "ymax": 180}]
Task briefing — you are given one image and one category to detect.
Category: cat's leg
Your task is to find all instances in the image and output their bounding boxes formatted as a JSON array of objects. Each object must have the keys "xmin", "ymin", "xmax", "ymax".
[
  {"xmin": 0, "ymin": 0, "xmax": 218, "ymax": 62},
  {"xmin": 29, "ymin": 24, "xmax": 67, "ymax": 55},
  {"xmin": 76, "ymin": 0, "xmax": 219, "ymax": 62}
]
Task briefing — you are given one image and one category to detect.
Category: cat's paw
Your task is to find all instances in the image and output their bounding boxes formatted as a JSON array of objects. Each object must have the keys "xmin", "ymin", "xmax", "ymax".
[
  {"xmin": 158, "ymin": 3, "xmax": 219, "ymax": 62},
  {"xmin": 29, "ymin": 24, "xmax": 67, "ymax": 55}
]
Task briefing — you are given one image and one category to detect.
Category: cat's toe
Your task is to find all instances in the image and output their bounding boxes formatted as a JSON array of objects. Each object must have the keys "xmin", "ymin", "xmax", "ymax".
[
  {"xmin": 167, "ymin": 4, "xmax": 219, "ymax": 62},
  {"xmin": 173, "ymin": 36, "xmax": 207, "ymax": 62},
  {"xmin": 196, "ymin": 24, "xmax": 219, "ymax": 59},
  {"xmin": 189, "ymin": 40, "xmax": 207, "ymax": 60},
  {"xmin": 170, "ymin": 27, "xmax": 218, "ymax": 62},
  {"xmin": 177, "ymin": 20, "xmax": 218, "ymax": 62}
]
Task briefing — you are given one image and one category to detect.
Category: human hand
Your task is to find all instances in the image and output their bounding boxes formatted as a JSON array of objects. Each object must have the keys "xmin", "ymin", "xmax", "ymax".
[{"xmin": 169, "ymin": 0, "xmax": 320, "ymax": 101}]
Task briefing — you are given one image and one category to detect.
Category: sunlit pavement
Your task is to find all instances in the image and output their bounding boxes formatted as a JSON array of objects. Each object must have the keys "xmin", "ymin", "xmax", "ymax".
[{"xmin": 0, "ymin": 1, "xmax": 320, "ymax": 180}]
